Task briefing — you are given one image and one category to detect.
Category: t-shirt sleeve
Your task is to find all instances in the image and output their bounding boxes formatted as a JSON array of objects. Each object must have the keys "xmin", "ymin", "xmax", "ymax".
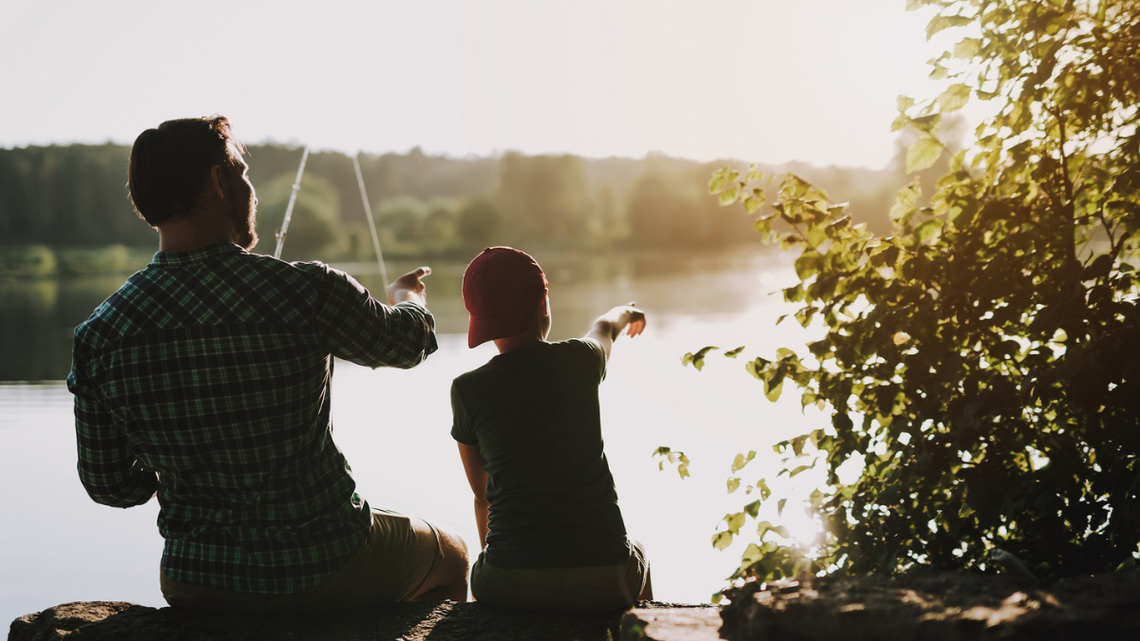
[
  {"xmin": 574, "ymin": 337, "xmax": 607, "ymax": 383},
  {"xmin": 450, "ymin": 379, "xmax": 478, "ymax": 445}
]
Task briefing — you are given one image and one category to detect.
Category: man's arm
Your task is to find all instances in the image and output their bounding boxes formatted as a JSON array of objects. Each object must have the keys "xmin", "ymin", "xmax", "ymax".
[
  {"xmin": 583, "ymin": 302, "xmax": 647, "ymax": 361},
  {"xmin": 457, "ymin": 443, "xmax": 490, "ymax": 549},
  {"xmin": 315, "ymin": 265, "xmax": 439, "ymax": 369},
  {"xmin": 72, "ymin": 391, "xmax": 159, "ymax": 508}
]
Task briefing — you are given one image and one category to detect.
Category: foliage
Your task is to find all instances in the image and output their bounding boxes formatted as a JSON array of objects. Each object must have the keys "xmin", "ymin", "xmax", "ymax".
[
  {"xmin": 495, "ymin": 152, "xmax": 594, "ymax": 240},
  {"xmin": 0, "ymin": 142, "xmax": 916, "ymax": 254},
  {"xmin": 692, "ymin": 0, "xmax": 1140, "ymax": 585},
  {"xmin": 255, "ymin": 172, "xmax": 344, "ymax": 261},
  {"xmin": 457, "ymin": 197, "xmax": 502, "ymax": 243}
]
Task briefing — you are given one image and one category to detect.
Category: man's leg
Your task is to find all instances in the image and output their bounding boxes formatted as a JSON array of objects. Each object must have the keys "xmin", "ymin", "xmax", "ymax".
[{"xmin": 407, "ymin": 526, "xmax": 469, "ymax": 601}]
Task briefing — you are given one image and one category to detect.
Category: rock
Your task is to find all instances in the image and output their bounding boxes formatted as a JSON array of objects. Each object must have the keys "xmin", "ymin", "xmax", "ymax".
[
  {"xmin": 718, "ymin": 570, "xmax": 1140, "ymax": 641},
  {"xmin": 620, "ymin": 607, "xmax": 722, "ymax": 640},
  {"xmin": 8, "ymin": 600, "xmax": 709, "ymax": 641}
]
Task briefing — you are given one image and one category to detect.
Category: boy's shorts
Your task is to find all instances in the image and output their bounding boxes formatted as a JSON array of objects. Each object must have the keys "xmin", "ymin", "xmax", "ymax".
[
  {"xmin": 160, "ymin": 509, "xmax": 443, "ymax": 613},
  {"xmin": 470, "ymin": 539, "xmax": 649, "ymax": 612}
]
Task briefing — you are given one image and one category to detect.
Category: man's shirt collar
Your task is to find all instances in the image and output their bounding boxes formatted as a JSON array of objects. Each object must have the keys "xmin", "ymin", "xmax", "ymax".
[{"xmin": 150, "ymin": 242, "xmax": 246, "ymax": 269}]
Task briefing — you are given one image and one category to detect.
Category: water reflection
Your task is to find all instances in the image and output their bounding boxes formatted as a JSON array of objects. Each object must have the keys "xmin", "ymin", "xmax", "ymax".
[{"xmin": 0, "ymin": 248, "xmax": 784, "ymax": 381}]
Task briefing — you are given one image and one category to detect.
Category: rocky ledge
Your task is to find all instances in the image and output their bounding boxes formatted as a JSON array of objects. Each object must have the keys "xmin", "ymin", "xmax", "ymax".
[
  {"xmin": 11, "ymin": 571, "xmax": 1140, "ymax": 641},
  {"xmin": 720, "ymin": 570, "xmax": 1140, "ymax": 641},
  {"xmin": 7, "ymin": 600, "xmax": 718, "ymax": 641}
]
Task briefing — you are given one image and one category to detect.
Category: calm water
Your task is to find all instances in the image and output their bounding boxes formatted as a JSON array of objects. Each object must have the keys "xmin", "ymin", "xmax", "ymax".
[{"xmin": 0, "ymin": 248, "xmax": 831, "ymax": 623}]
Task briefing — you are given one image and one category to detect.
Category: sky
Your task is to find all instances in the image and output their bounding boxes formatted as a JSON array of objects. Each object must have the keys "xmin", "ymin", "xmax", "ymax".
[{"xmin": 0, "ymin": 0, "xmax": 961, "ymax": 168}]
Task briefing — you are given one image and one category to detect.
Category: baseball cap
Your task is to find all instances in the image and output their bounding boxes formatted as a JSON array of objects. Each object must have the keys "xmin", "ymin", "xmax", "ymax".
[{"xmin": 462, "ymin": 247, "xmax": 548, "ymax": 348}]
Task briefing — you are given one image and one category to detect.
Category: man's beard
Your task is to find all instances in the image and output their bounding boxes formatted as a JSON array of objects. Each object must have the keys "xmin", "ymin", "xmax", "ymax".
[{"xmin": 228, "ymin": 189, "xmax": 257, "ymax": 250}]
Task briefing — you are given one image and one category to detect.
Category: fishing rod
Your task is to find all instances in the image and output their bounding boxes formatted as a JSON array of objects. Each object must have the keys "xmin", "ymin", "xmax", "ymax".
[
  {"xmin": 273, "ymin": 145, "xmax": 310, "ymax": 260},
  {"xmin": 352, "ymin": 153, "xmax": 390, "ymax": 284}
]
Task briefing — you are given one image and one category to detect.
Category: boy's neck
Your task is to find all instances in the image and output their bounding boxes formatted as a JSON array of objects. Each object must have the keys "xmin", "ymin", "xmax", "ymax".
[{"xmin": 493, "ymin": 334, "xmax": 544, "ymax": 354}]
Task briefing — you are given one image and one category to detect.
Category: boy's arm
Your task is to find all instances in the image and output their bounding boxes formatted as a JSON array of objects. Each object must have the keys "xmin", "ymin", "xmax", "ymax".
[
  {"xmin": 583, "ymin": 302, "xmax": 647, "ymax": 360},
  {"xmin": 457, "ymin": 442, "xmax": 490, "ymax": 549}
]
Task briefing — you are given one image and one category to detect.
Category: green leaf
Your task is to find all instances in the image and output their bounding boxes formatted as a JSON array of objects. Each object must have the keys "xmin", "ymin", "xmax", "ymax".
[
  {"xmin": 743, "ymin": 500, "xmax": 761, "ymax": 518},
  {"xmin": 726, "ymin": 512, "xmax": 746, "ymax": 534},
  {"xmin": 764, "ymin": 379, "xmax": 784, "ymax": 402},
  {"xmin": 953, "ymin": 37, "xmax": 982, "ymax": 59},
  {"xmin": 897, "ymin": 95, "xmax": 915, "ymax": 112},
  {"xmin": 756, "ymin": 478, "xmax": 772, "ymax": 501},
  {"xmin": 682, "ymin": 345, "xmax": 720, "ymax": 371},
  {"xmin": 708, "ymin": 170, "xmax": 728, "ymax": 194},
  {"xmin": 712, "ymin": 531, "xmax": 734, "ymax": 551},
  {"xmin": 720, "ymin": 184, "xmax": 741, "ymax": 205},
  {"xmin": 910, "ymin": 113, "xmax": 941, "ymax": 134},
  {"xmin": 795, "ymin": 252, "xmax": 821, "ymax": 280},
  {"xmin": 788, "ymin": 463, "xmax": 814, "ymax": 477},
  {"xmin": 727, "ymin": 476, "xmax": 741, "ymax": 494},
  {"xmin": 926, "ymin": 14, "xmax": 972, "ymax": 39},
  {"xmin": 916, "ymin": 218, "xmax": 944, "ymax": 244},
  {"xmin": 741, "ymin": 542, "xmax": 763, "ymax": 566},
  {"xmin": 907, "ymin": 134, "xmax": 942, "ymax": 173},
  {"xmin": 777, "ymin": 498, "xmax": 788, "ymax": 516},
  {"xmin": 732, "ymin": 450, "xmax": 757, "ymax": 472},
  {"xmin": 725, "ymin": 346, "xmax": 745, "ymax": 358},
  {"xmin": 937, "ymin": 83, "xmax": 971, "ymax": 112}
]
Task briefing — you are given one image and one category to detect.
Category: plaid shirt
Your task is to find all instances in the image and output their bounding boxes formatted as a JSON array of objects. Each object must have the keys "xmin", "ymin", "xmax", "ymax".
[{"xmin": 67, "ymin": 242, "xmax": 438, "ymax": 594}]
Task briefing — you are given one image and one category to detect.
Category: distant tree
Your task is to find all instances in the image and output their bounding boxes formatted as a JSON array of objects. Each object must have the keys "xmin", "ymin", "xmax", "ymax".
[
  {"xmin": 375, "ymin": 195, "xmax": 428, "ymax": 243},
  {"xmin": 496, "ymin": 152, "xmax": 592, "ymax": 240},
  {"xmin": 457, "ymin": 197, "xmax": 501, "ymax": 243},
  {"xmin": 255, "ymin": 172, "xmax": 343, "ymax": 261}
]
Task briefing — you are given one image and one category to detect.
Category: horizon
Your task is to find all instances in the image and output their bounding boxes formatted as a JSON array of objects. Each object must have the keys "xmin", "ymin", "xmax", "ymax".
[{"xmin": 0, "ymin": 0, "xmax": 974, "ymax": 170}]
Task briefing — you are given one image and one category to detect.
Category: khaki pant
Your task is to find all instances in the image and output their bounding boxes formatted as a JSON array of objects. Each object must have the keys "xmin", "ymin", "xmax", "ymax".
[
  {"xmin": 161, "ymin": 509, "xmax": 443, "ymax": 613},
  {"xmin": 471, "ymin": 540, "xmax": 648, "ymax": 612}
]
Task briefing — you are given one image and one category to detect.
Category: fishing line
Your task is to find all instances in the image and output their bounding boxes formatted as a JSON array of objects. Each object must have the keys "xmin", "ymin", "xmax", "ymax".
[{"xmin": 352, "ymin": 153, "xmax": 390, "ymax": 284}]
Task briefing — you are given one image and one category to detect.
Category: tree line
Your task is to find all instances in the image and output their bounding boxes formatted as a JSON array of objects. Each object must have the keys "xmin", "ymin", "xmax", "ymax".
[{"xmin": 0, "ymin": 140, "xmax": 941, "ymax": 263}]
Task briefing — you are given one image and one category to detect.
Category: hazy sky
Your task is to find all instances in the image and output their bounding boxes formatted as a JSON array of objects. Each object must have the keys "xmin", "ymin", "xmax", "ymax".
[{"xmin": 1, "ymin": 0, "xmax": 958, "ymax": 168}]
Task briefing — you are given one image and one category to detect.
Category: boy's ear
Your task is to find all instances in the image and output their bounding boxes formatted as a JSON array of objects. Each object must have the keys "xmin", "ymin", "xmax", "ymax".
[{"xmin": 540, "ymin": 292, "xmax": 550, "ymax": 316}]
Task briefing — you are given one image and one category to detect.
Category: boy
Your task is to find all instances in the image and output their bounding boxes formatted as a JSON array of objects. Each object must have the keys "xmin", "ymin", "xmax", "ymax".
[{"xmin": 451, "ymin": 246, "xmax": 652, "ymax": 611}]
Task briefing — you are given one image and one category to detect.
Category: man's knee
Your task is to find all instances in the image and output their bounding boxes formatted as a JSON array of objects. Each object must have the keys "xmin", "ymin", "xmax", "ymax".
[{"xmin": 437, "ymin": 528, "xmax": 470, "ymax": 580}]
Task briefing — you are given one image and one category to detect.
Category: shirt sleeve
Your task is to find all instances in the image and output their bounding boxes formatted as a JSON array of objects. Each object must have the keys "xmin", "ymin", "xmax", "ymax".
[
  {"xmin": 309, "ymin": 265, "xmax": 439, "ymax": 369},
  {"xmin": 450, "ymin": 380, "xmax": 478, "ymax": 445},
  {"xmin": 574, "ymin": 338, "xmax": 607, "ymax": 383},
  {"xmin": 67, "ymin": 366, "xmax": 159, "ymax": 508}
]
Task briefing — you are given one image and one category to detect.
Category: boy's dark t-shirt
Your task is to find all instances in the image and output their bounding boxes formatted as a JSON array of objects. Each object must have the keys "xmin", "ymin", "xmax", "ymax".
[{"xmin": 450, "ymin": 338, "xmax": 629, "ymax": 569}]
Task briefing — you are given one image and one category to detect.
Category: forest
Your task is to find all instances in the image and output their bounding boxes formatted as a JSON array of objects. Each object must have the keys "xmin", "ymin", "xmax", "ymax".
[{"xmin": 0, "ymin": 136, "xmax": 947, "ymax": 273}]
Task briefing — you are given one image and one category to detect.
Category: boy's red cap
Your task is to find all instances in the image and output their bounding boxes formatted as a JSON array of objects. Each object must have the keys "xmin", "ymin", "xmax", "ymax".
[{"xmin": 462, "ymin": 247, "xmax": 548, "ymax": 348}]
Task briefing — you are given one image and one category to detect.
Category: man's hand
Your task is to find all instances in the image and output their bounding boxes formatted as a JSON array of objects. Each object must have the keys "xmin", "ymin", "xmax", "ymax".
[{"xmin": 386, "ymin": 266, "xmax": 432, "ymax": 306}]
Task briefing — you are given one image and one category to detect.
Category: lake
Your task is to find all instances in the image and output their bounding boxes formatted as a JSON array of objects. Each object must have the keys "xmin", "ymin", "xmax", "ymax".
[{"xmin": 0, "ymin": 247, "xmax": 832, "ymax": 624}]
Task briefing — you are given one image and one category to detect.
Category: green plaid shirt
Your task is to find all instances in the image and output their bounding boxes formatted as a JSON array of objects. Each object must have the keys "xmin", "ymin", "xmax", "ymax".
[{"xmin": 67, "ymin": 242, "xmax": 438, "ymax": 594}]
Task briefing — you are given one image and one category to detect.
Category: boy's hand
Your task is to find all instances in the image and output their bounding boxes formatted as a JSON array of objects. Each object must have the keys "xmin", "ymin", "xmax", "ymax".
[
  {"xmin": 619, "ymin": 303, "xmax": 646, "ymax": 337},
  {"xmin": 386, "ymin": 266, "xmax": 432, "ymax": 306}
]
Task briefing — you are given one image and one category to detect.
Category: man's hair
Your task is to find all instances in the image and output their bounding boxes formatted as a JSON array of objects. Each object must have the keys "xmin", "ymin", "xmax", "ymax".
[{"xmin": 127, "ymin": 115, "xmax": 246, "ymax": 227}]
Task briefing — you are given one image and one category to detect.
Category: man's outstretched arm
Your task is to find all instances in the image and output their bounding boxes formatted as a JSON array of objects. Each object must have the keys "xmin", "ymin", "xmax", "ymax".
[
  {"xmin": 583, "ymin": 303, "xmax": 647, "ymax": 361},
  {"xmin": 316, "ymin": 265, "xmax": 439, "ymax": 369}
]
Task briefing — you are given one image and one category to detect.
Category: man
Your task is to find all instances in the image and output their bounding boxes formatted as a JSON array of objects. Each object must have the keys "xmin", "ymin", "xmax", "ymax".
[
  {"xmin": 451, "ymin": 246, "xmax": 653, "ymax": 611},
  {"xmin": 67, "ymin": 116, "xmax": 467, "ymax": 612}
]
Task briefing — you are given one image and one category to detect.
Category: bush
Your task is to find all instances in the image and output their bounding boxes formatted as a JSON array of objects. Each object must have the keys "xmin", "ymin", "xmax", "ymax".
[{"xmin": 673, "ymin": 0, "xmax": 1140, "ymax": 590}]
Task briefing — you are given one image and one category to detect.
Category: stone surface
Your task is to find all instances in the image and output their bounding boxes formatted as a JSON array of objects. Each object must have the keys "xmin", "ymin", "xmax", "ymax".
[
  {"xmin": 718, "ymin": 570, "xmax": 1140, "ymax": 641},
  {"xmin": 8, "ymin": 600, "xmax": 710, "ymax": 641},
  {"xmin": 620, "ymin": 607, "xmax": 722, "ymax": 641}
]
